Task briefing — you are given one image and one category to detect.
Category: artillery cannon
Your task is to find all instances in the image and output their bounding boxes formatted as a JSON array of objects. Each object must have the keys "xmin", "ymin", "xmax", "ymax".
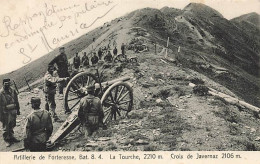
[
  {"xmin": 47, "ymin": 67, "xmax": 133, "ymax": 148},
  {"xmin": 114, "ymin": 54, "xmax": 138, "ymax": 63}
]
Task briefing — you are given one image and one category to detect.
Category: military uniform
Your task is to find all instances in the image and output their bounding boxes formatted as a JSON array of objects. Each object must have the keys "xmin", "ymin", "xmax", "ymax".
[
  {"xmin": 82, "ymin": 54, "xmax": 89, "ymax": 67},
  {"xmin": 78, "ymin": 90, "xmax": 105, "ymax": 137},
  {"xmin": 49, "ymin": 48, "xmax": 70, "ymax": 94},
  {"xmin": 104, "ymin": 51, "xmax": 113, "ymax": 62},
  {"xmin": 121, "ymin": 43, "xmax": 125, "ymax": 55},
  {"xmin": 44, "ymin": 70, "xmax": 66, "ymax": 120},
  {"xmin": 24, "ymin": 97, "xmax": 53, "ymax": 152},
  {"xmin": 0, "ymin": 79, "xmax": 20, "ymax": 146},
  {"xmin": 73, "ymin": 54, "xmax": 81, "ymax": 69},
  {"xmin": 113, "ymin": 47, "xmax": 118, "ymax": 56},
  {"xmin": 98, "ymin": 49, "xmax": 103, "ymax": 59},
  {"xmin": 91, "ymin": 55, "xmax": 99, "ymax": 65}
]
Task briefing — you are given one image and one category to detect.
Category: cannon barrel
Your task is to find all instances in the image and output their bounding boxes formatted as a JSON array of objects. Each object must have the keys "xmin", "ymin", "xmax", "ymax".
[{"xmin": 93, "ymin": 76, "xmax": 131, "ymax": 89}]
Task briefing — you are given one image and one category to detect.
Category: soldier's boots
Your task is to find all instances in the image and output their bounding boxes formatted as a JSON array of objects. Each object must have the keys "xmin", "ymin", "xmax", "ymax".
[
  {"xmin": 99, "ymin": 122, "xmax": 107, "ymax": 130},
  {"xmin": 5, "ymin": 137, "xmax": 20, "ymax": 147},
  {"xmin": 51, "ymin": 112, "xmax": 63, "ymax": 123},
  {"xmin": 5, "ymin": 141, "xmax": 12, "ymax": 147}
]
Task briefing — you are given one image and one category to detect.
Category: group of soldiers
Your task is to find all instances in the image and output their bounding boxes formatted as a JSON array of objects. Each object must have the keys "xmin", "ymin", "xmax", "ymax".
[
  {"xmin": 0, "ymin": 44, "xmax": 122, "ymax": 151},
  {"xmin": 72, "ymin": 43, "xmax": 126, "ymax": 69}
]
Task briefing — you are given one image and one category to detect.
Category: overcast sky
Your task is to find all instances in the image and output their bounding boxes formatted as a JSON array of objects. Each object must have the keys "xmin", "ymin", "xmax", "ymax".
[{"xmin": 0, "ymin": 0, "xmax": 259, "ymax": 75}]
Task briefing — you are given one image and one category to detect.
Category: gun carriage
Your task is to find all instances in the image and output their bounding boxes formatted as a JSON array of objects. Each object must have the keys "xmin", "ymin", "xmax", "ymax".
[{"xmin": 47, "ymin": 66, "xmax": 134, "ymax": 148}]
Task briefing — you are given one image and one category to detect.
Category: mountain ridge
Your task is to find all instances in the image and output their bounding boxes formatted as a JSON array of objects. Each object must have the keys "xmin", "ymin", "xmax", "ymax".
[{"xmin": 0, "ymin": 3, "xmax": 259, "ymax": 107}]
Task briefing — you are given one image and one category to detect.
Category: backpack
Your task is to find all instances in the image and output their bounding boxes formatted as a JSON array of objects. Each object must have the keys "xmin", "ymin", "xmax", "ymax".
[{"xmin": 84, "ymin": 98, "xmax": 99, "ymax": 125}]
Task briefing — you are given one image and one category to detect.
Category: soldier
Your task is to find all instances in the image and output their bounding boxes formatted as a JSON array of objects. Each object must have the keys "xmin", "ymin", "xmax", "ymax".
[
  {"xmin": 113, "ymin": 47, "xmax": 118, "ymax": 56},
  {"xmin": 78, "ymin": 86, "xmax": 106, "ymax": 138},
  {"xmin": 44, "ymin": 64, "xmax": 69, "ymax": 118},
  {"xmin": 49, "ymin": 47, "xmax": 70, "ymax": 96},
  {"xmin": 0, "ymin": 78, "xmax": 20, "ymax": 147},
  {"xmin": 24, "ymin": 97, "xmax": 53, "ymax": 152},
  {"xmin": 82, "ymin": 52, "xmax": 89, "ymax": 67},
  {"xmin": 91, "ymin": 52, "xmax": 99, "ymax": 65},
  {"xmin": 98, "ymin": 48, "xmax": 103, "ymax": 59},
  {"xmin": 104, "ymin": 51, "xmax": 113, "ymax": 62},
  {"xmin": 73, "ymin": 52, "xmax": 81, "ymax": 69},
  {"xmin": 121, "ymin": 43, "xmax": 125, "ymax": 56}
]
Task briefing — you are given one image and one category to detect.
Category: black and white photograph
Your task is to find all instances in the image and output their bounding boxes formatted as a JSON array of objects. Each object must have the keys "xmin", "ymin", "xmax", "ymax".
[{"xmin": 0, "ymin": 0, "xmax": 259, "ymax": 160}]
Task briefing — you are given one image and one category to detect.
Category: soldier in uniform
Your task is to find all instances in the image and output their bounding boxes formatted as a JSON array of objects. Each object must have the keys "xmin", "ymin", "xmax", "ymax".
[
  {"xmin": 98, "ymin": 48, "xmax": 103, "ymax": 59},
  {"xmin": 24, "ymin": 97, "xmax": 53, "ymax": 152},
  {"xmin": 0, "ymin": 78, "xmax": 20, "ymax": 147},
  {"xmin": 73, "ymin": 52, "xmax": 81, "ymax": 69},
  {"xmin": 104, "ymin": 51, "xmax": 113, "ymax": 62},
  {"xmin": 121, "ymin": 43, "xmax": 126, "ymax": 56},
  {"xmin": 49, "ymin": 47, "xmax": 70, "ymax": 96},
  {"xmin": 113, "ymin": 47, "xmax": 118, "ymax": 56},
  {"xmin": 44, "ymin": 64, "xmax": 69, "ymax": 118},
  {"xmin": 81, "ymin": 52, "xmax": 89, "ymax": 67},
  {"xmin": 78, "ymin": 86, "xmax": 106, "ymax": 138},
  {"xmin": 91, "ymin": 52, "xmax": 99, "ymax": 65}
]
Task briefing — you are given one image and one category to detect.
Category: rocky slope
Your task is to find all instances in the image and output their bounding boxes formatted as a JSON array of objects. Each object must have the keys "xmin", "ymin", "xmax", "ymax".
[
  {"xmin": 2, "ymin": 48, "xmax": 260, "ymax": 151},
  {"xmin": 1, "ymin": 3, "xmax": 260, "ymax": 151}
]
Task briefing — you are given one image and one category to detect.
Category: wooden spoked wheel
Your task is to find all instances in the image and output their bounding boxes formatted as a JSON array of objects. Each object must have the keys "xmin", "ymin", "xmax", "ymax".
[
  {"xmin": 64, "ymin": 72, "xmax": 98, "ymax": 112},
  {"xmin": 101, "ymin": 82, "xmax": 133, "ymax": 124}
]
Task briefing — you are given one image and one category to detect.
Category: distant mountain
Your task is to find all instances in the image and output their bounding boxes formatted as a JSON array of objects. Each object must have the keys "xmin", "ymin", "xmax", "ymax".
[
  {"xmin": 231, "ymin": 12, "xmax": 260, "ymax": 27},
  {"xmin": 1, "ymin": 3, "xmax": 259, "ymax": 107},
  {"xmin": 231, "ymin": 13, "xmax": 260, "ymax": 55}
]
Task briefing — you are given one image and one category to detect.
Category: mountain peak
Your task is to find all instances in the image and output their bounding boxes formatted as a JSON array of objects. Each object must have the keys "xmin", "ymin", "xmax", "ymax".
[{"xmin": 183, "ymin": 3, "xmax": 223, "ymax": 18}]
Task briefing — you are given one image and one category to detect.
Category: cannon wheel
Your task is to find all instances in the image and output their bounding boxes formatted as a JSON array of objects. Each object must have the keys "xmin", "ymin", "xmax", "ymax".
[
  {"xmin": 101, "ymin": 82, "xmax": 133, "ymax": 124},
  {"xmin": 64, "ymin": 72, "xmax": 98, "ymax": 112}
]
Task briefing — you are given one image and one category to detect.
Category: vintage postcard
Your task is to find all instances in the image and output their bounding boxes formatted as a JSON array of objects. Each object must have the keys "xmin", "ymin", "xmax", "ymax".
[{"xmin": 0, "ymin": 0, "xmax": 259, "ymax": 163}]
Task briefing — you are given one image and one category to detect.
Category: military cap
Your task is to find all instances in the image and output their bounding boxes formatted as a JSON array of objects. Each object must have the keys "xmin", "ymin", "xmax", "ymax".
[
  {"xmin": 3, "ymin": 78, "xmax": 10, "ymax": 84},
  {"xmin": 31, "ymin": 97, "xmax": 41, "ymax": 104},
  {"xmin": 86, "ymin": 85, "xmax": 95, "ymax": 92}
]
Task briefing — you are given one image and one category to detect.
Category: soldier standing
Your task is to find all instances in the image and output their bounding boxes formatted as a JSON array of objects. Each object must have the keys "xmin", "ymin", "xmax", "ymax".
[
  {"xmin": 78, "ymin": 86, "xmax": 106, "ymax": 138},
  {"xmin": 24, "ymin": 97, "xmax": 53, "ymax": 152},
  {"xmin": 0, "ymin": 78, "xmax": 20, "ymax": 147},
  {"xmin": 121, "ymin": 43, "xmax": 126, "ymax": 56},
  {"xmin": 98, "ymin": 48, "xmax": 103, "ymax": 59},
  {"xmin": 73, "ymin": 52, "xmax": 81, "ymax": 69},
  {"xmin": 44, "ymin": 64, "xmax": 69, "ymax": 118},
  {"xmin": 49, "ymin": 47, "xmax": 70, "ymax": 96},
  {"xmin": 104, "ymin": 51, "xmax": 113, "ymax": 62},
  {"xmin": 81, "ymin": 52, "xmax": 89, "ymax": 67},
  {"xmin": 113, "ymin": 47, "xmax": 118, "ymax": 56},
  {"xmin": 91, "ymin": 52, "xmax": 99, "ymax": 65}
]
